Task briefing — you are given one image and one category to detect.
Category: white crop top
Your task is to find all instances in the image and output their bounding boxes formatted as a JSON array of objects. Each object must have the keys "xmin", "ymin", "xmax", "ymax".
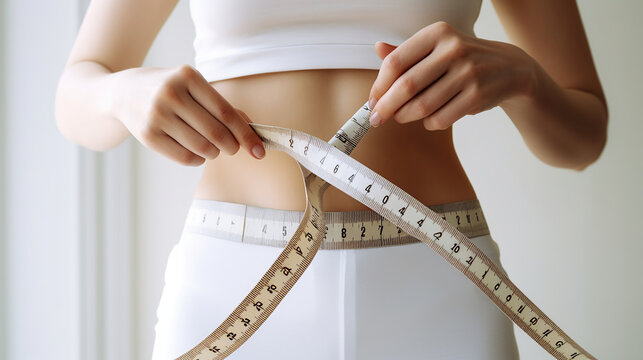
[{"xmin": 189, "ymin": 0, "xmax": 482, "ymax": 82}]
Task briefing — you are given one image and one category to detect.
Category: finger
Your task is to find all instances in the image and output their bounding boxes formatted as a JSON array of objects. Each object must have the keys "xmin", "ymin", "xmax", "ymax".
[
  {"xmin": 224, "ymin": 109, "xmax": 266, "ymax": 159},
  {"xmin": 421, "ymin": 87, "xmax": 476, "ymax": 131},
  {"xmin": 371, "ymin": 49, "xmax": 451, "ymax": 126},
  {"xmin": 374, "ymin": 41, "xmax": 397, "ymax": 60},
  {"xmin": 393, "ymin": 66, "xmax": 464, "ymax": 124},
  {"xmin": 369, "ymin": 23, "xmax": 447, "ymax": 107},
  {"xmin": 238, "ymin": 109, "xmax": 252, "ymax": 123},
  {"xmin": 155, "ymin": 132, "xmax": 207, "ymax": 167},
  {"xmin": 161, "ymin": 114, "xmax": 221, "ymax": 160},
  {"xmin": 175, "ymin": 92, "xmax": 240, "ymax": 155},
  {"xmin": 186, "ymin": 76, "xmax": 265, "ymax": 159}
]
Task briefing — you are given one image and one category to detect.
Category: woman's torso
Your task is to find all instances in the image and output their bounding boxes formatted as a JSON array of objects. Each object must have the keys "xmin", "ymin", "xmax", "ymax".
[{"xmin": 193, "ymin": 69, "xmax": 477, "ymax": 212}]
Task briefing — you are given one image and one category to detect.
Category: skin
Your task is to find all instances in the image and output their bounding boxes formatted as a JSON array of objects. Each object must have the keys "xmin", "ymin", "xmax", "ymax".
[{"xmin": 55, "ymin": 0, "xmax": 607, "ymax": 213}]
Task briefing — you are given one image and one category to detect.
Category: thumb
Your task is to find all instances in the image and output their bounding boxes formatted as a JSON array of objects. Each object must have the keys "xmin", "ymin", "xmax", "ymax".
[{"xmin": 375, "ymin": 41, "xmax": 397, "ymax": 60}]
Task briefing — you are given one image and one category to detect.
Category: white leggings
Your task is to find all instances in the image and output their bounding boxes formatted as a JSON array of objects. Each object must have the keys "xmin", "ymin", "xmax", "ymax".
[{"xmin": 152, "ymin": 221, "xmax": 521, "ymax": 359}]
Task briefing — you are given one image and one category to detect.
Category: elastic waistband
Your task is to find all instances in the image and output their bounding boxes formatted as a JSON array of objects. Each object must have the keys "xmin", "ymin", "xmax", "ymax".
[{"xmin": 183, "ymin": 199, "xmax": 489, "ymax": 250}]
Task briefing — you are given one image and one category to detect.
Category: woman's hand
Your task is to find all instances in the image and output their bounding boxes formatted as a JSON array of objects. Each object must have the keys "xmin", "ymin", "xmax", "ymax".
[
  {"xmin": 112, "ymin": 64, "xmax": 265, "ymax": 166},
  {"xmin": 368, "ymin": 21, "xmax": 538, "ymax": 130}
]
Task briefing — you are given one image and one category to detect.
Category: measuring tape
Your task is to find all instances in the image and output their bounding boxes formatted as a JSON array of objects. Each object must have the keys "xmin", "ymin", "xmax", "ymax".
[
  {"xmin": 184, "ymin": 198, "xmax": 491, "ymax": 249},
  {"xmin": 176, "ymin": 102, "xmax": 597, "ymax": 360}
]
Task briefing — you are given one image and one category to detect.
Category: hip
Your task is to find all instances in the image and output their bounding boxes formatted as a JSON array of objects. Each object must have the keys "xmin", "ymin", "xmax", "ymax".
[{"xmin": 152, "ymin": 198, "xmax": 519, "ymax": 359}]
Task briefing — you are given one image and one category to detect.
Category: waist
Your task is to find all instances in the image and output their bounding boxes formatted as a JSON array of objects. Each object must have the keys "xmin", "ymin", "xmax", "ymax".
[
  {"xmin": 183, "ymin": 198, "xmax": 489, "ymax": 250},
  {"xmin": 194, "ymin": 69, "xmax": 477, "ymax": 211}
]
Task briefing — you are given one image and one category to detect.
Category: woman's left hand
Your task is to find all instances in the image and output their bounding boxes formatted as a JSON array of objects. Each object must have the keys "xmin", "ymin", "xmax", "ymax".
[{"xmin": 368, "ymin": 21, "xmax": 538, "ymax": 130}]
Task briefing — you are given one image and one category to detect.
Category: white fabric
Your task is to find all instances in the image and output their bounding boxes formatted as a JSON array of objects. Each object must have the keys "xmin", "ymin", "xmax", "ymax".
[
  {"xmin": 151, "ymin": 221, "xmax": 520, "ymax": 359},
  {"xmin": 189, "ymin": 0, "xmax": 482, "ymax": 82}
]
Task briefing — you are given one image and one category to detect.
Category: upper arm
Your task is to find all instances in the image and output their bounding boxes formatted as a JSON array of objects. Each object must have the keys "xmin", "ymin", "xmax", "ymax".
[
  {"xmin": 490, "ymin": 0, "xmax": 606, "ymax": 107},
  {"xmin": 66, "ymin": 0, "xmax": 179, "ymax": 71}
]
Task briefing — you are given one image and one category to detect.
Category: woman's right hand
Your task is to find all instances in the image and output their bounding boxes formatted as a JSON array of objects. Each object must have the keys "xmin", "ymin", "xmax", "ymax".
[{"xmin": 113, "ymin": 64, "xmax": 265, "ymax": 166}]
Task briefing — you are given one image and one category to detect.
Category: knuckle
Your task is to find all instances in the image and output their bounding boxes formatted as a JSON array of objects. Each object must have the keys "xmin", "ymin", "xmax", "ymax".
[
  {"xmin": 146, "ymin": 106, "xmax": 164, "ymax": 127},
  {"xmin": 216, "ymin": 106, "xmax": 235, "ymax": 125},
  {"xmin": 237, "ymin": 109, "xmax": 251, "ymax": 123},
  {"xmin": 208, "ymin": 126, "xmax": 228, "ymax": 144},
  {"xmin": 195, "ymin": 140, "xmax": 214, "ymax": 156},
  {"xmin": 415, "ymin": 99, "xmax": 432, "ymax": 117},
  {"xmin": 157, "ymin": 82, "xmax": 182, "ymax": 104},
  {"xmin": 239, "ymin": 128, "xmax": 260, "ymax": 147},
  {"xmin": 448, "ymin": 37, "xmax": 468, "ymax": 59},
  {"xmin": 397, "ymin": 75, "xmax": 416, "ymax": 96},
  {"xmin": 370, "ymin": 83, "xmax": 382, "ymax": 99},
  {"xmin": 383, "ymin": 52, "xmax": 402, "ymax": 74},
  {"xmin": 432, "ymin": 21, "xmax": 453, "ymax": 36},
  {"xmin": 177, "ymin": 64, "xmax": 197, "ymax": 80}
]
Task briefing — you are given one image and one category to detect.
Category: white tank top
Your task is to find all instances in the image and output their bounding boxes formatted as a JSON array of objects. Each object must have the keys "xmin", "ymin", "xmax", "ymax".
[{"xmin": 189, "ymin": 0, "xmax": 482, "ymax": 82}]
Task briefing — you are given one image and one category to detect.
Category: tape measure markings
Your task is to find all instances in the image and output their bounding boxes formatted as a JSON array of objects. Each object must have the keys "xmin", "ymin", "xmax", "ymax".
[
  {"xmin": 253, "ymin": 109, "xmax": 594, "ymax": 360},
  {"xmin": 176, "ymin": 103, "xmax": 595, "ymax": 360},
  {"xmin": 185, "ymin": 201, "xmax": 487, "ymax": 250}
]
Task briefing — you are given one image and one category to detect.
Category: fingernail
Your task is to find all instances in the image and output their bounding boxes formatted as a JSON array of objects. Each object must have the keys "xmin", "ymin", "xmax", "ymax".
[
  {"xmin": 368, "ymin": 97, "xmax": 377, "ymax": 110},
  {"xmin": 252, "ymin": 144, "xmax": 265, "ymax": 159},
  {"xmin": 369, "ymin": 112, "xmax": 381, "ymax": 127}
]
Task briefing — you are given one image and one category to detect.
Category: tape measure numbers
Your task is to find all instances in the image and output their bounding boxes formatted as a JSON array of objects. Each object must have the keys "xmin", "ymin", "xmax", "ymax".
[
  {"xmin": 176, "ymin": 103, "xmax": 597, "ymax": 360},
  {"xmin": 184, "ymin": 198, "xmax": 491, "ymax": 249}
]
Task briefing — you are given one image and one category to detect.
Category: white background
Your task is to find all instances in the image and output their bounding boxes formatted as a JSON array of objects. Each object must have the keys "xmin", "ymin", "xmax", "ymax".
[{"xmin": 1, "ymin": 0, "xmax": 641, "ymax": 359}]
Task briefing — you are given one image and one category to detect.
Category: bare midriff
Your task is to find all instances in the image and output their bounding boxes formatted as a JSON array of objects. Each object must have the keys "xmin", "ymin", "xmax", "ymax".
[{"xmin": 193, "ymin": 68, "xmax": 477, "ymax": 212}]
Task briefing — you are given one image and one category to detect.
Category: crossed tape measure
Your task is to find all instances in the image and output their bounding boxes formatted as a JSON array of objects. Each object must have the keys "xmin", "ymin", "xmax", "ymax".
[{"xmin": 176, "ymin": 102, "xmax": 596, "ymax": 360}]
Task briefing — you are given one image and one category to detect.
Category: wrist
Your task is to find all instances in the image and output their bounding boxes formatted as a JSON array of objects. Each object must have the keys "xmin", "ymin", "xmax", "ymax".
[
  {"xmin": 500, "ymin": 46, "xmax": 542, "ymax": 109},
  {"xmin": 520, "ymin": 55, "xmax": 541, "ymax": 100},
  {"xmin": 103, "ymin": 67, "xmax": 140, "ymax": 124}
]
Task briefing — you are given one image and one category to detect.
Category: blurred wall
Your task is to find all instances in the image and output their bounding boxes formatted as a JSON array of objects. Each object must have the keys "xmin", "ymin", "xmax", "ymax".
[
  {"xmin": 1, "ymin": 0, "xmax": 641, "ymax": 359},
  {"xmin": 1, "ymin": 0, "xmax": 82, "ymax": 359},
  {"xmin": 0, "ymin": 0, "xmax": 6, "ymax": 357}
]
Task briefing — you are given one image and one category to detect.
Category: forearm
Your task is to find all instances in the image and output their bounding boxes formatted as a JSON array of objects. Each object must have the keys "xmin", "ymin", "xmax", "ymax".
[
  {"xmin": 55, "ymin": 60, "xmax": 130, "ymax": 151},
  {"xmin": 500, "ymin": 64, "xmax": 608, "ymax": 171}
]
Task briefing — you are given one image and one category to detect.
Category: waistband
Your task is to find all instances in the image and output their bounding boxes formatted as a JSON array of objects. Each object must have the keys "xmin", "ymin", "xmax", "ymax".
[{"xmin": 183, "ymin": 199, "xmax": 489, "ymax": 250}]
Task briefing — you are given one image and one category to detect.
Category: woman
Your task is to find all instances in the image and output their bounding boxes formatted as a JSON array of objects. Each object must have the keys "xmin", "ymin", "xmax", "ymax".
[{"xmin": 55, "ymin": 0, "xmax": 607, "ymax": 359}]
